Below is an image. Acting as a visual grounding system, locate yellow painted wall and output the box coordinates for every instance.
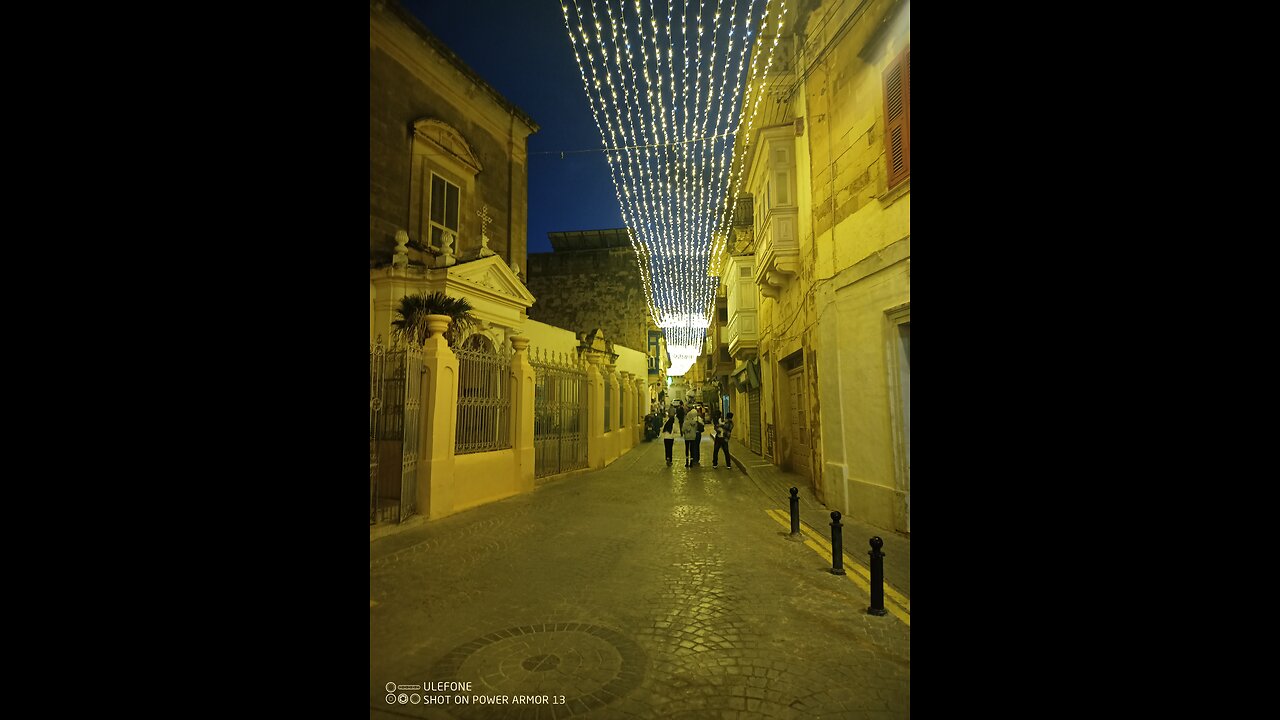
[520,318,647,382]
[522,319,580,357]
[614,345,648,385]
[742,0,909,524]
[817,244,909,530]
[453,449,519,512]
[806,0,910,279]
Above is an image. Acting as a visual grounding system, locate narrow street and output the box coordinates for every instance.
[370,438,910,718]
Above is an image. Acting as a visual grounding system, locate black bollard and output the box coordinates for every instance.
[788,487,803,541]
[867,536,887,616]
[829,511,846,575]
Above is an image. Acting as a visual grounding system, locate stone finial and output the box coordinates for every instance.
[438,230,457,268]
[510,259,523,282]
[392,230,409,268]
[510,336,530,353]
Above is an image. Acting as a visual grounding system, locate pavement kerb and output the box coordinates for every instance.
[729,443,911,598]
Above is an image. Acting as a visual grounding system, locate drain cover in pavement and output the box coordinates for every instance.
[429,622,645,717]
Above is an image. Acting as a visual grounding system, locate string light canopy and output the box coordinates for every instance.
[560,0,788,377]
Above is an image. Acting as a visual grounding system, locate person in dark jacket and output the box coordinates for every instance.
[713,412,734,468]
[661,410,679,465]
[690,406,706,466]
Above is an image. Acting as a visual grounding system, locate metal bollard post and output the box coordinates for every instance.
[867,536,887,616]
[788,487,803,541]
[829,511,846,575]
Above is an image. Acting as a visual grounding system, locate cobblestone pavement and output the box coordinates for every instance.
[371,437,910,719]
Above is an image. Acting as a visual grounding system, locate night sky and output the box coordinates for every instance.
[402,0,627,255]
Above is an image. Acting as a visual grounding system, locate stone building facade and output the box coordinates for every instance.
[525,229,655,358]
[369,0,543,520]
[369,2,658,526]
[369,0,538,277]
[718,0,910,534]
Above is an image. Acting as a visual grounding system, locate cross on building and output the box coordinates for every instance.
[476,204,492,239]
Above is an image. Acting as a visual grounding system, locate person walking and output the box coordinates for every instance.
[661,410,679,466]
[713,412,734,468]
[681,407,699,467]
[690,406,705,466]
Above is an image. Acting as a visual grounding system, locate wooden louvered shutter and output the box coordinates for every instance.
[883,45,910,189]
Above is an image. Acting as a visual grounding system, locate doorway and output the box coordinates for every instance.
[898,322,910,532]
[885,307,910,535]
[783,353,810,483]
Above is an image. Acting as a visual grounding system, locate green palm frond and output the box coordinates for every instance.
[391,291,478,347]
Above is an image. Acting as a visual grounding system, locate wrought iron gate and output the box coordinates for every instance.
[369,337,422,524]
[370,340,383,524]
[455,338,512,454]
[531,350,588,478]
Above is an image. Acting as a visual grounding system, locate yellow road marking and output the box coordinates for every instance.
[766,509,910,626]
[765,508,911,610]
[791,515,912,612]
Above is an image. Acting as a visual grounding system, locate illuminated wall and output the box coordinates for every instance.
[370,2,538,276]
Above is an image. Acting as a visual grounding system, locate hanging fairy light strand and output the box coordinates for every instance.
[712,0,788,271]
[560,0,785,377]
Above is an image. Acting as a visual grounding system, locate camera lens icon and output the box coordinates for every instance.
[398,693,409,704]
[385,694,396,704]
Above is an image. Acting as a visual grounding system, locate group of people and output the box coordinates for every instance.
[654,399,734,468]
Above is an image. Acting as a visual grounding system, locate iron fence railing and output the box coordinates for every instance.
[455,341,512,455]
[531,349,588,478]
[604,375,612,432]
[370,337,421,524]
[370,340,383,524]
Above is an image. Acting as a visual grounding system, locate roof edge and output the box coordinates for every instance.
[382,1,540,134]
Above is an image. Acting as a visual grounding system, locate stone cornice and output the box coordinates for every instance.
[371,6,538,143]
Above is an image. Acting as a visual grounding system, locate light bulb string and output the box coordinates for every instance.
[558,1,786,373]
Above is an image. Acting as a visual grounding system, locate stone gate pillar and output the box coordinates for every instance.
[604,361,620,465]
[619,371,633,452]
[509,336,535,493]
[634,377,646,445]
[586,353,605,470]
[418,314,458,519]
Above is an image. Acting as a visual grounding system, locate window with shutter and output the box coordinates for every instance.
[883,45,910,189]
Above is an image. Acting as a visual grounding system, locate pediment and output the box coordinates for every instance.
[446,255,535,309]
[413,118,483,174]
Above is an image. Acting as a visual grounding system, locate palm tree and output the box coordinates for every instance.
[391,291,478,347]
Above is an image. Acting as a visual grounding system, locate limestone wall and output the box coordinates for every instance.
[370,2,535,274]
[525,248,652,353]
